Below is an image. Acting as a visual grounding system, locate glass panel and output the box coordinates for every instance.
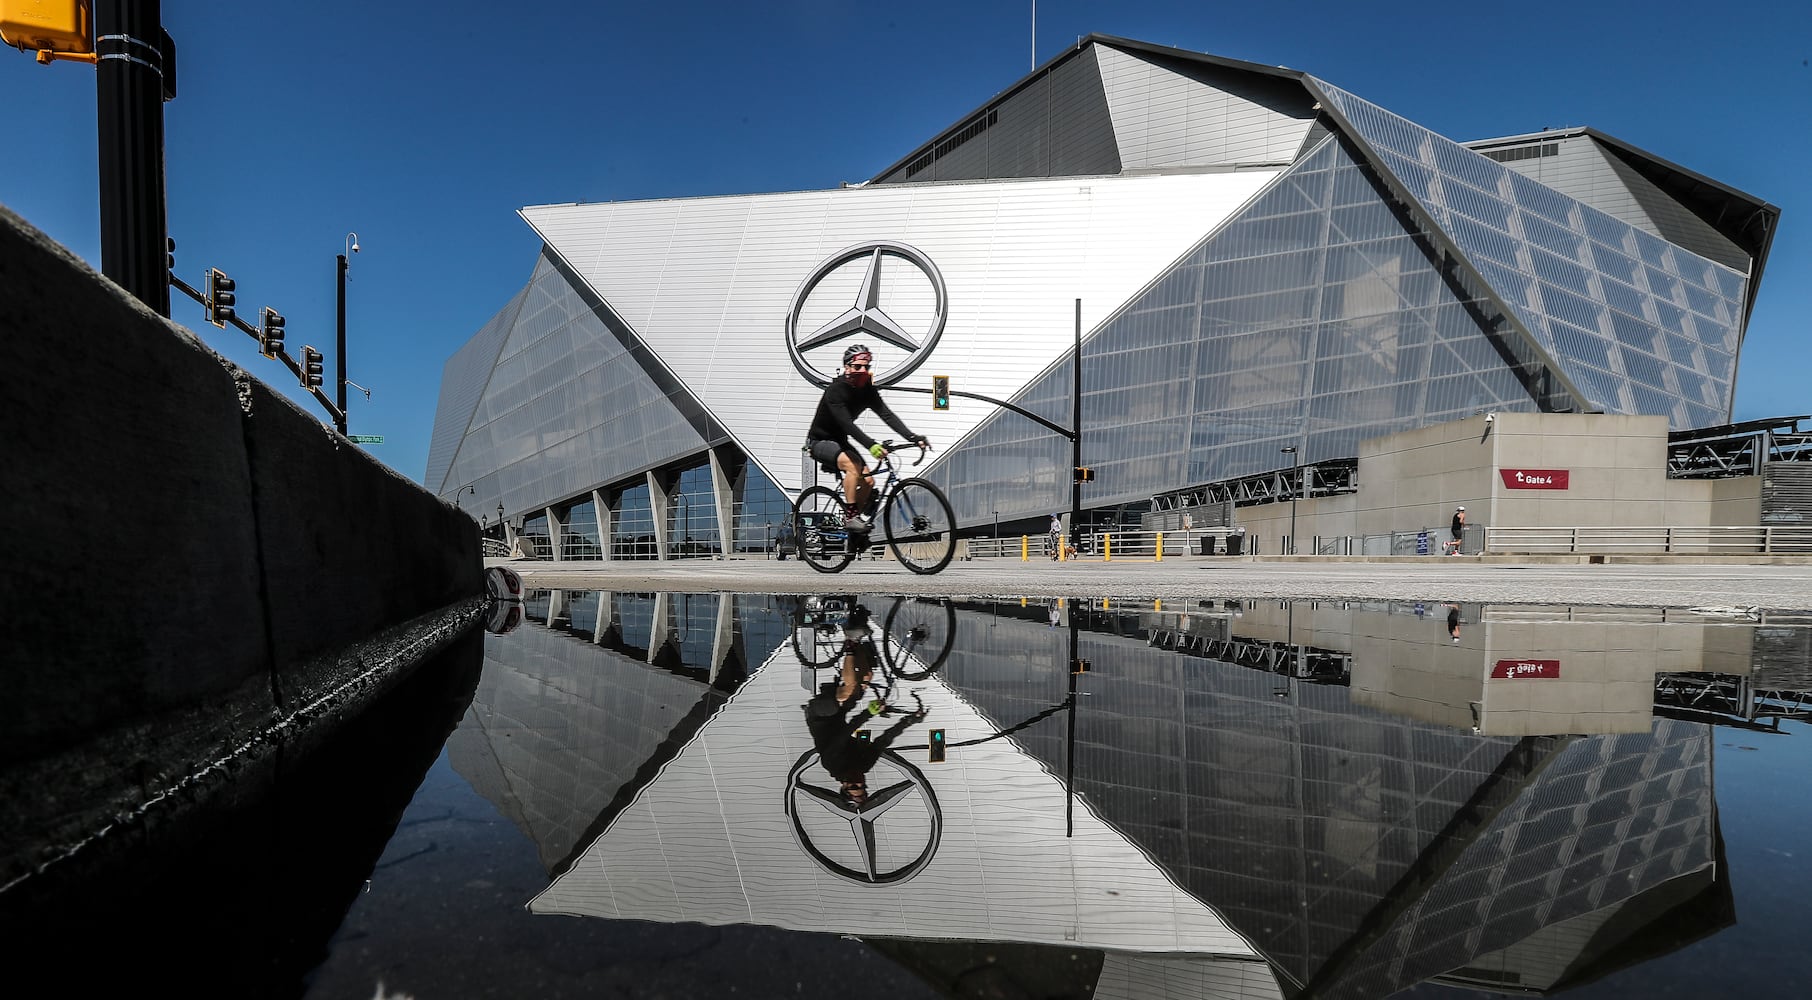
[1309,76,1739,429]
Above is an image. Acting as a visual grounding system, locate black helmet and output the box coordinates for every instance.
[842,343,872,366]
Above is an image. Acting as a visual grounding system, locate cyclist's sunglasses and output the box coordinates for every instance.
[846,362,871,370]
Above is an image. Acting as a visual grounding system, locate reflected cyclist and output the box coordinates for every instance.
[802,606,926,804]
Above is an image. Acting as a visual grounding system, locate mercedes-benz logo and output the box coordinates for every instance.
[785,241,947,387]
[785,749,943,885]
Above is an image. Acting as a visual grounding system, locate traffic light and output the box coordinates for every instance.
[204,268,236,328]
[928,728,946,762]
[1074,466,1095,483]
[259,306,285,358]
[932,374,949,410]
[300,345,324,389]
[166,237,175,272]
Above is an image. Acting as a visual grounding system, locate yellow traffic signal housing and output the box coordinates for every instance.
[931,374,949,410]
[1074,466,1095,483]
[0,0,94,61]
[204,268,236,328]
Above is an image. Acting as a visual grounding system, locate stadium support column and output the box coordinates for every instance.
[95,0,171,316]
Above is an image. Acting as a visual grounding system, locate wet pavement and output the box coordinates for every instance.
[12,582,1812,997]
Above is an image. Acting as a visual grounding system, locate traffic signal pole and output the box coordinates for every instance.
[877,298,1087,549]
[1071,298,1083,559]
[95,0,171,316]
[335,253,349,435]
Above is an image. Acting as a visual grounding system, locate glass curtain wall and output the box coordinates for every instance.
[561,499,603,560]
[441,252,710,520]
[927,134,1535,524]
[612,483,657,560]
[670,466,718,558]
[1311,78,1747,429]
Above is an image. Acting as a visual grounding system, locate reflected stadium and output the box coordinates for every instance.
[427,34,1777,560]
[421,590,1812,998]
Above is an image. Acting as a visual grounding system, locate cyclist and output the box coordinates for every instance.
[804,344,930,534]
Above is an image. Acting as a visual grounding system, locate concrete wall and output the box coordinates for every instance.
[1230,411,1763,551]
[0,205,482,883]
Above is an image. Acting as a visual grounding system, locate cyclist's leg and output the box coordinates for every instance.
[837,446,874,514]
[810,440,858,510]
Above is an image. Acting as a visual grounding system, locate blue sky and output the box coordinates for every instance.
[4,1,1808,486]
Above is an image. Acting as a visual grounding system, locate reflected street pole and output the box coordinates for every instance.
[1065,607,1076,837]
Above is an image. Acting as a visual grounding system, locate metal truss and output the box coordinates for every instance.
[1151,458,1360,513]
[1653,671,1812,730]
[1667,415,1812,479]
[1146,626,1353,686]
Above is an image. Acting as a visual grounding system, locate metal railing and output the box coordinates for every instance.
[1485,525,1812,554]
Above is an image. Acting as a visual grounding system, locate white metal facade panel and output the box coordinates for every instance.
[523,170,1279,493]
[1095,45,1311,171]
[1094,954,1286,1000]
[528,645,1256,955]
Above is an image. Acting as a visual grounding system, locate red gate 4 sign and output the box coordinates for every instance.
[1500,469,1569,489]
[1491,659,1561,679]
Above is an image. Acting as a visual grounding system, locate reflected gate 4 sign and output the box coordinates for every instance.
[1491,659,1561,679]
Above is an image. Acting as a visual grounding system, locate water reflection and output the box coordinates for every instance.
[453,592,1812,998]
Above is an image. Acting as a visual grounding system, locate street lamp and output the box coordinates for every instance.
[335,233,360,436]
[1280,446,1299,555]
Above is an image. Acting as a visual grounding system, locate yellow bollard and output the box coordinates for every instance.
[1021,535,1028,561]
[1154,599,1161,611]
[1156,531,1163,562]
[1104,533,1112,561]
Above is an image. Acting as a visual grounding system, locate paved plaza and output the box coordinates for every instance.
[492,553,1812,613]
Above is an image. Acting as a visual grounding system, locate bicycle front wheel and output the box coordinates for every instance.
[882,597,956,680]
[881,478,956,575]
[793,486,856,574]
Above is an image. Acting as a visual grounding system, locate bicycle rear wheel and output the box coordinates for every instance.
[881,478,955,575]
[793,486,856,574]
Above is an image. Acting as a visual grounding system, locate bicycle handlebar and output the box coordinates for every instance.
[877,439,931,468]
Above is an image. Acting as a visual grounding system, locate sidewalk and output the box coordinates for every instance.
[487,553,1812,612]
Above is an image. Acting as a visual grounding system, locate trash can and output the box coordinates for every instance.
[1198,535,1216,556]
[1225,530,1245,555]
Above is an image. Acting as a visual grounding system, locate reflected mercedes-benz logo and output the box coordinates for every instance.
[785,749,942,885]
[785,241,947,387]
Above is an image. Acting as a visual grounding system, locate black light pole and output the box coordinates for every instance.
[95,0,172,315]
[335,233,359,435]
[1071,299,1083,556]
[1281,446,1299,555]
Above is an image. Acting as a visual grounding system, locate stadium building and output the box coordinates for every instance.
[428,34,1777,559]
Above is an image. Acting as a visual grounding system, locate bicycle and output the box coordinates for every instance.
[789,596,956,681]
[791,441,956,575]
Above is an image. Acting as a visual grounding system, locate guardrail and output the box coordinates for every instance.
[965,531,1260,559]
[1485,525,1812,554]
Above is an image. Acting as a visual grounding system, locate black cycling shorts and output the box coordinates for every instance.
[808,439,863,474]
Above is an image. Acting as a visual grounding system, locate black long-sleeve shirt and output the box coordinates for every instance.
[807,378,916,452]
